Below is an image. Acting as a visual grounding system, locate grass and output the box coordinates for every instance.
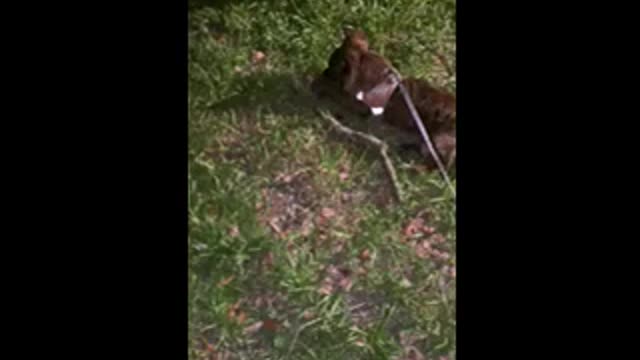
[188,1,456,359]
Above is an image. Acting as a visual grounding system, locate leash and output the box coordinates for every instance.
[385,68,456,198]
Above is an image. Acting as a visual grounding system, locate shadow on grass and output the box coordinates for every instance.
[204,69,430,173]
[209,71,320,118]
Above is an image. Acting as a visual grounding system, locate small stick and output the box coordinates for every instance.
[317,109,404,203]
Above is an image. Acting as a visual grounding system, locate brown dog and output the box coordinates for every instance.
[312,28,456,170]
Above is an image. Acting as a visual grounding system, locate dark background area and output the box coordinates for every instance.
[2,1,636,359]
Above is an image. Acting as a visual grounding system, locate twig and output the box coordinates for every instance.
[316,109,404,203]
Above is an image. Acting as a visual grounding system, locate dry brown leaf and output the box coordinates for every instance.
[217,275,235,288]
[400,277,412,288]
[243,321,263,335]
[422,225,436,235]
[318,281,333,296]
[251,50,266,64]
[320,207,337,219]
[430,233,446,244]
[228,225,240,238]
[338,276,353,291]
[262,318,280,332]
[204,341,215,353]
[356,266,368,276]
[331,240,345,254]
[326,265,341,277]
[319,265,353,295]
[235,311,247,325]
[415,240,432,259]
[302,310,315,320]
[227,300,246,324]
[359,248,371,262]
[338,164,350,182]
[403,218,425,237]
[268,218,283,235]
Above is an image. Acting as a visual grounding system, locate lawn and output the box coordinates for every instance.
[188,1,456,359]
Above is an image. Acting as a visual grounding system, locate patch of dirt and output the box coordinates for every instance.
[344,290,389,329]
[318,264,354,296]
[258,170,316,238]
[257,166,370,241]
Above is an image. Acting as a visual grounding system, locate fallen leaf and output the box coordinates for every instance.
[331,240,345,254]
[320,207,337,219]
[403,218,425,237]
[430,233,446,244]
[415,240,432,259]
[358,248,371,262]
[318,281,333,296]
[268,218,283,235]
[227,300,246,324]
[243,321,263,335]
[326,265,341,277]
[262,318,280,332]
[338,165,350,181]
[338,276,353,291]
[217,275,235,288]
[235,311,247,325]
[320,266,353,294]
[228,225,240,238]
[302,310,315,320]
[251,50,266,64]
[204,341,215,353]
[422,225,436,235]
[400,277,412,288]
